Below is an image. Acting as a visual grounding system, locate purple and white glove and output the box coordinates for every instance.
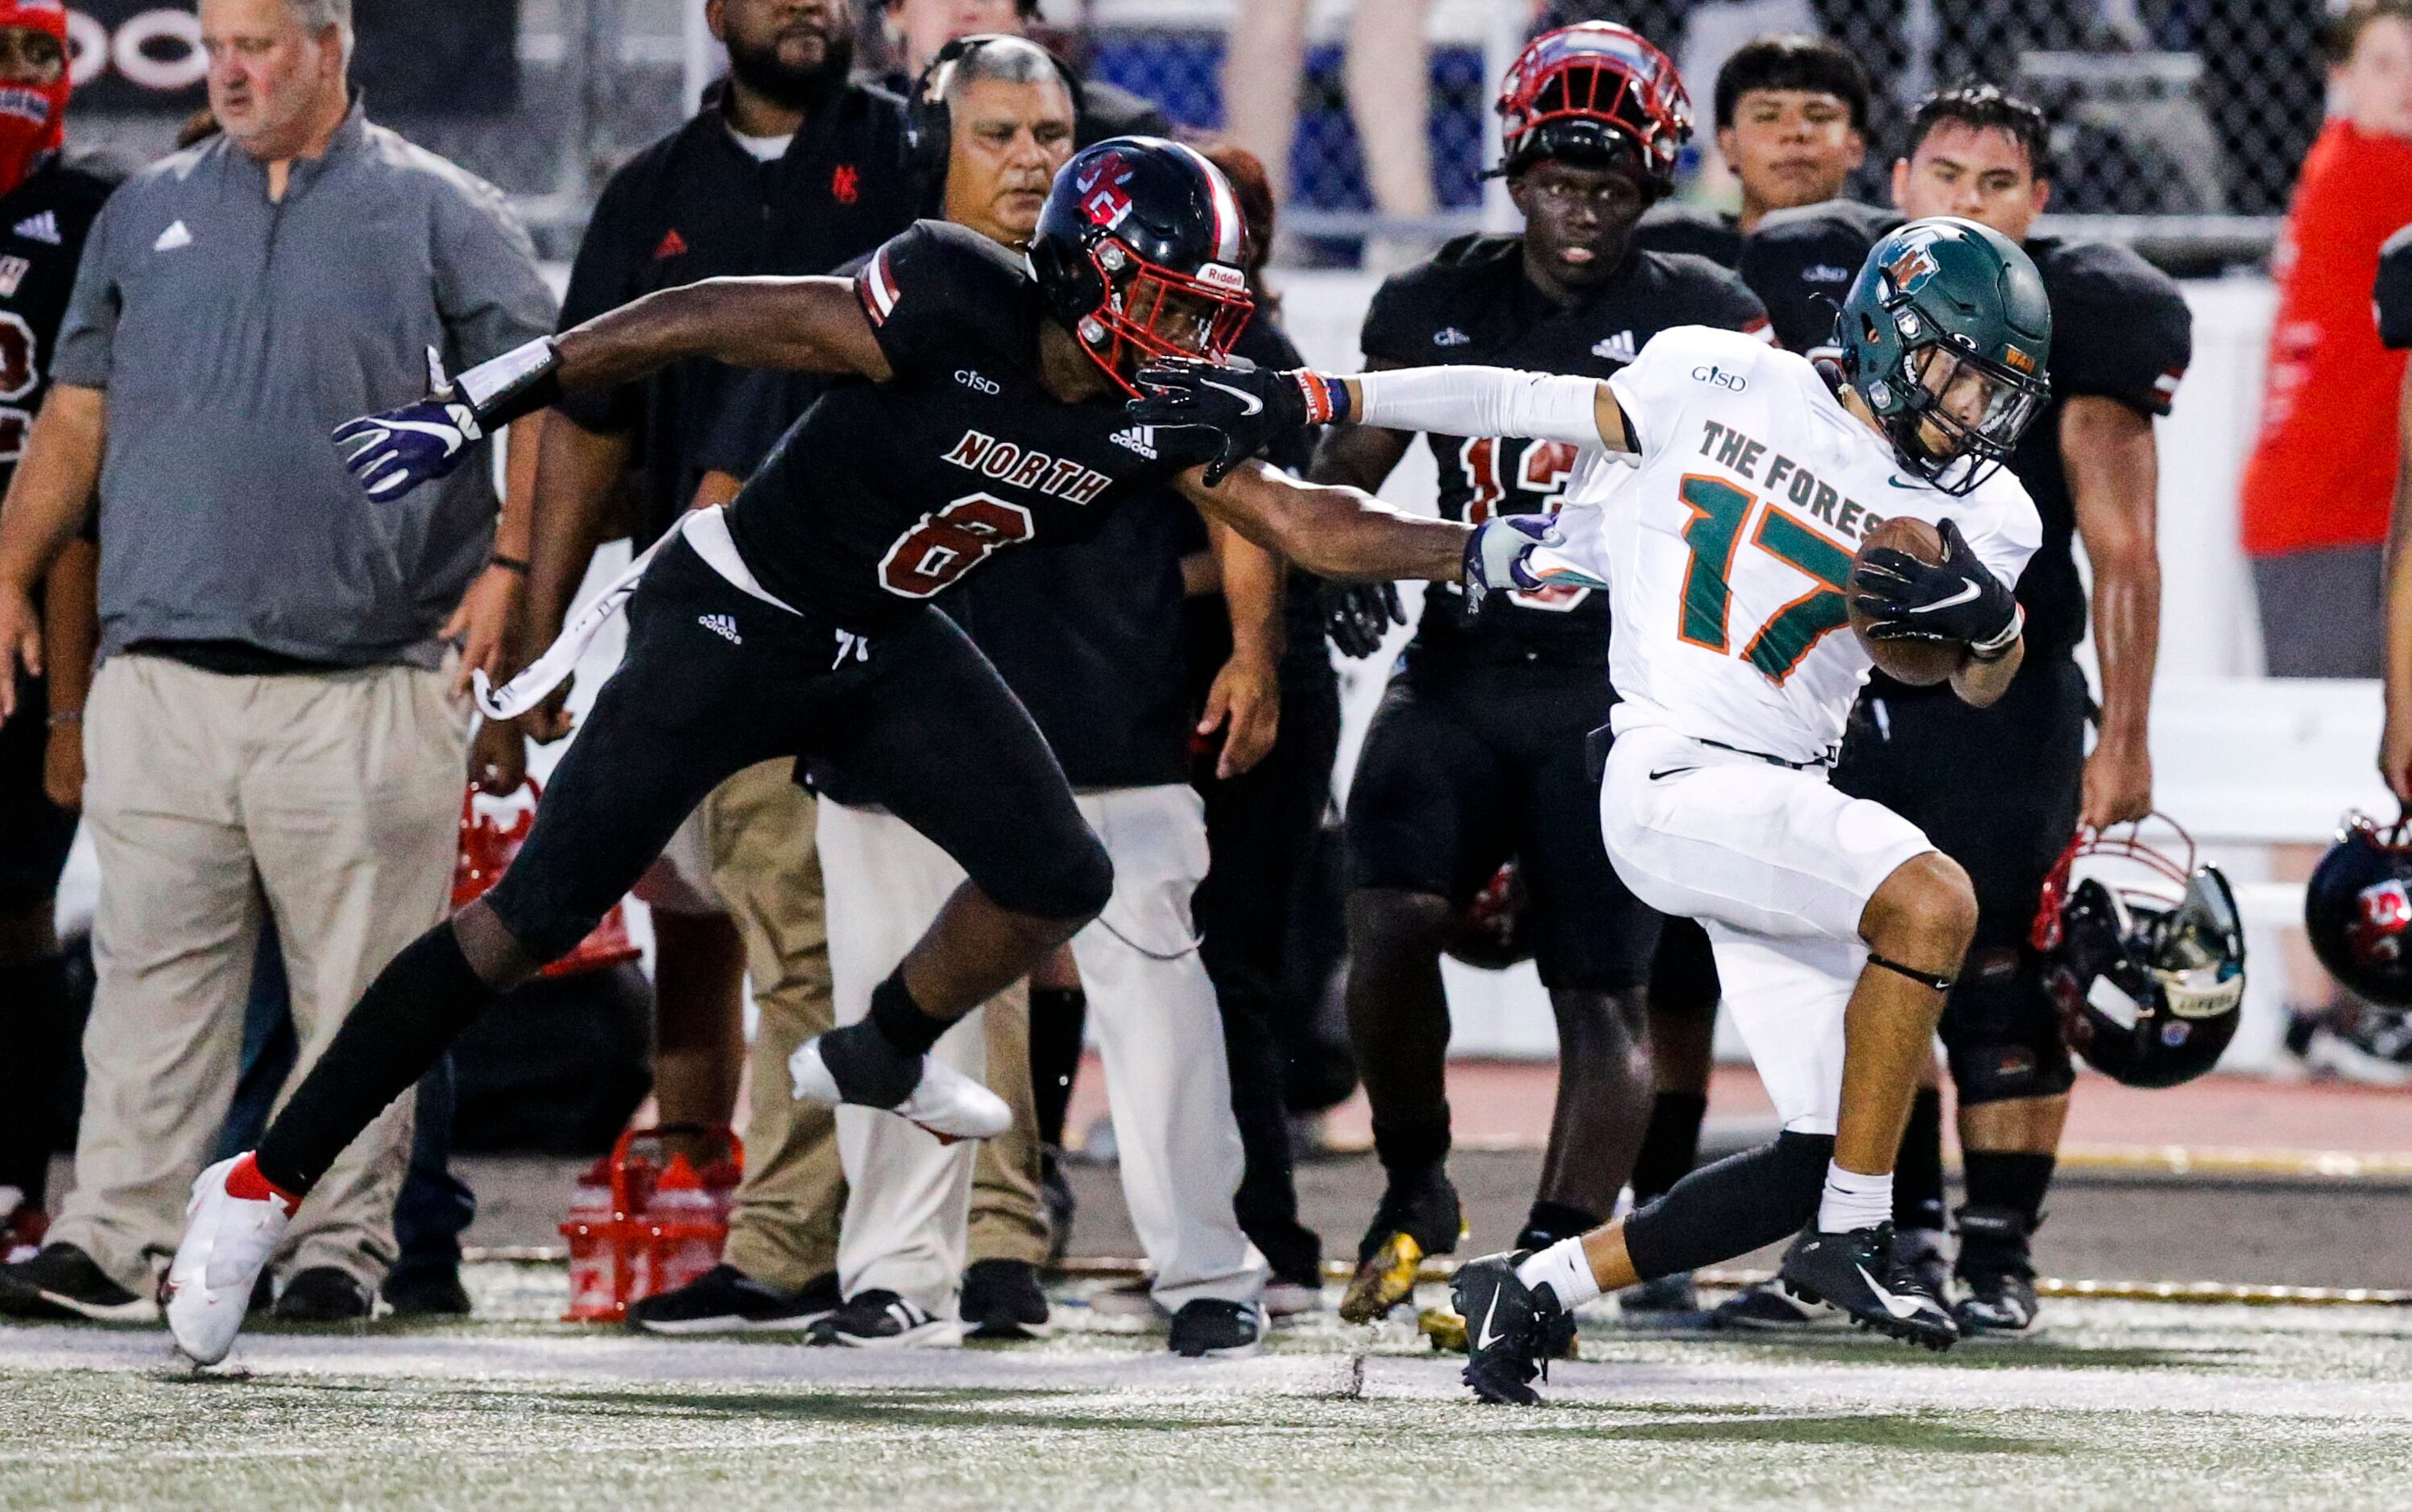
[333,339,561,502]
[1463,514,1603,611]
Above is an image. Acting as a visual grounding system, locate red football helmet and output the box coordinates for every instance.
[1494,22,1692,195]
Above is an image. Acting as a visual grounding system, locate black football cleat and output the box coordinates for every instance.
[1708,1277,1839,1332]
[1778,1222,1958,1350]
[1614,1270,1699,1318]
[959,1258,1053,1341]
[1338,1171,1464,1324]
[1953,1205,2042,1335]
[1448,1251,1574,1407]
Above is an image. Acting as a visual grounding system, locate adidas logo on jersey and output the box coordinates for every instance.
[697,613,742,645]
[1432,327,1471,347]
[14,211,59,246]
[1109,426,1157,459]
[1592,331,1638,364]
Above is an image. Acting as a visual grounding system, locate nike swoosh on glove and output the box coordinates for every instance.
[1129,357,1314,485]
[333,348,485,502]
[1463,516,1604,611]
[1850,518,2020,655]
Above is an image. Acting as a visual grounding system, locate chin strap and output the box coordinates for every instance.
[1868,952,1956,993]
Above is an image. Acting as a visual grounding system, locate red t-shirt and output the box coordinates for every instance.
[2240,120,2412,557]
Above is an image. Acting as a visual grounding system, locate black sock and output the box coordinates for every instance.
[869,969,949,1057]
[1518,1199,1602,1250]
[1893,1088,1947,1233]
[255,926,493,1195]
[1961,1149,2055,1229]
[0,955,70,1201]
[814,971,948,1109]
[1028,985,1086,1149]
[1371,1109,1450,1188]
[1628,1092,1707,1205]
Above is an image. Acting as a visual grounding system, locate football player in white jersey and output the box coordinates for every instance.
[1132,215,2052,1401]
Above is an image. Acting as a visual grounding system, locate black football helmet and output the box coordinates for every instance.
[1443,861,1535,972]
[2306,810,2412,1009]
[2032,816,2246,1089]
[1028,137,1255,396]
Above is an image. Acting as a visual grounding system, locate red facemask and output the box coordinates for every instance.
[0,2,69,200]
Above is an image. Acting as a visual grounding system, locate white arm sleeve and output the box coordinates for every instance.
[1354,366,1608,450]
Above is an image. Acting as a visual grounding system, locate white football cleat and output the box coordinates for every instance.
[788,1036,1011,1144]
[166,1154,297,1365]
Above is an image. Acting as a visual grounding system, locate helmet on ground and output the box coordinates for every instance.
[1028,137,1254,396]
[1836,217,2053,495]
[1494,22,1690,196]
[1443,861,1534,972]
[2032,815,2246,1089]
[2306,810,2412,1010]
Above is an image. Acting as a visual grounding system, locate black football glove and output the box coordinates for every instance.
[1322,580,1405,659]
[1851,518,2023,661]
[1129,357,1318,485]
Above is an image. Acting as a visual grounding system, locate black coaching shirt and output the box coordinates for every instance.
[1740,204,2192,660]
[722,221,1218,634]
[555,84,916,547]
[2378,221,2412,350]
[1356,233,1769,668]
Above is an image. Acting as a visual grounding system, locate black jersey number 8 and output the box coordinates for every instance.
[878,491,1036,598]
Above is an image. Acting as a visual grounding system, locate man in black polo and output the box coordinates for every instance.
[503,0,921,1334]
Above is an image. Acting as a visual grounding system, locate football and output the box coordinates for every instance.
[1849,516,1968,687]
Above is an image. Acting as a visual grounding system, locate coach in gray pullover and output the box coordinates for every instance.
[0,0,552,1321]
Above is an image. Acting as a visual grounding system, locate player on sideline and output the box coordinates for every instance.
[158,140,1519,1366]
[1135,213,2052,1401]
[1308,22,1771,1324]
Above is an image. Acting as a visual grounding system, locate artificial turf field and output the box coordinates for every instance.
[5,1265,2410,1510]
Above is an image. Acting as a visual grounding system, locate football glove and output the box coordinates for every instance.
[1129,357,1340,485]
[1463,515,1605,612]
[1850,518,2022,660]
[334,339,561,502]
[1322,580,1405,659]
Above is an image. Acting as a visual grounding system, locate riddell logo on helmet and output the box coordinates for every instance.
[1197,263,1245,291]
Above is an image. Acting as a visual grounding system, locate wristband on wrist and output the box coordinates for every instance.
[1968,603,2024,663]
[488,553,532,576]
[1293,370,1351,427]
[453,338,564,432]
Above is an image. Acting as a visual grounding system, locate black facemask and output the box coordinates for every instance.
[726,24,854,114]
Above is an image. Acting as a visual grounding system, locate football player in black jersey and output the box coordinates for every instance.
[162,138,1530,1365]
[1707,85,2188,1336]
[0,0,116,1262]
[1304,23,1770,1324]
[1632,33,1871,270]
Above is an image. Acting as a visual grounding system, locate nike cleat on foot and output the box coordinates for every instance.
[1778,1221,1957,1350]
[1448,1251,1573,1407]
[1709,1278,1840,1332]
[789,1035,1010,1144]
[166,1154,298,1365]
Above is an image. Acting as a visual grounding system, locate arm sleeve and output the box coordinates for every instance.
[552,170,649,435]
[1353,366,1607,451]
[431,172,559,370]
[2379,224,2412,350]
[49,195,121,389]
[2049,251,2191,417]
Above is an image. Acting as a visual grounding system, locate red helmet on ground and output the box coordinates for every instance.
[1494,22,1691,196]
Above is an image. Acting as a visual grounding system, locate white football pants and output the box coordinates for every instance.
[818,784,1264,1320]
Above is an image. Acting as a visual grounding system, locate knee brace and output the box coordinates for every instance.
[1942,944,2075,1106]
[1623,1130,1834,1282]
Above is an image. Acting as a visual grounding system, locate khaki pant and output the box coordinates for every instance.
[703,763,1045,1293]
[52,654,465,1292]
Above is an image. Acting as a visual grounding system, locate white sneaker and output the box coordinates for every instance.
[166,1155,296,1365]
[788,1036,1011,1143]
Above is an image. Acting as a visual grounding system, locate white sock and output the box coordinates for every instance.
[1818,1163,1893,1234]
[1513,1238,1602,1309]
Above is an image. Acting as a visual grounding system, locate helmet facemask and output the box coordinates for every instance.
[1862,303,2050,495]
[1072,236,1253,398]
[1494,23,1690,196]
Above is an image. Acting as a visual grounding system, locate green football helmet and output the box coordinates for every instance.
[1835,216,2053,495]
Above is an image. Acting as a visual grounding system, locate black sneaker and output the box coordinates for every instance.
[1338,1171,1464,1324]
[1168,1298,1263,1358]
[1615,1271,1699,1317]
[1952,1205,2041,1335]
[1448,1251,1573,1407]
[959,1259,1052,1341]
[806,1288,958,1349]
[1778,1222,1957,1350]
[1709,1278,1838,1331]
[271,1266,373,1323]
[628,1265,839,1335]
[0,1242,159,1323]
[381,1262,473,1319]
